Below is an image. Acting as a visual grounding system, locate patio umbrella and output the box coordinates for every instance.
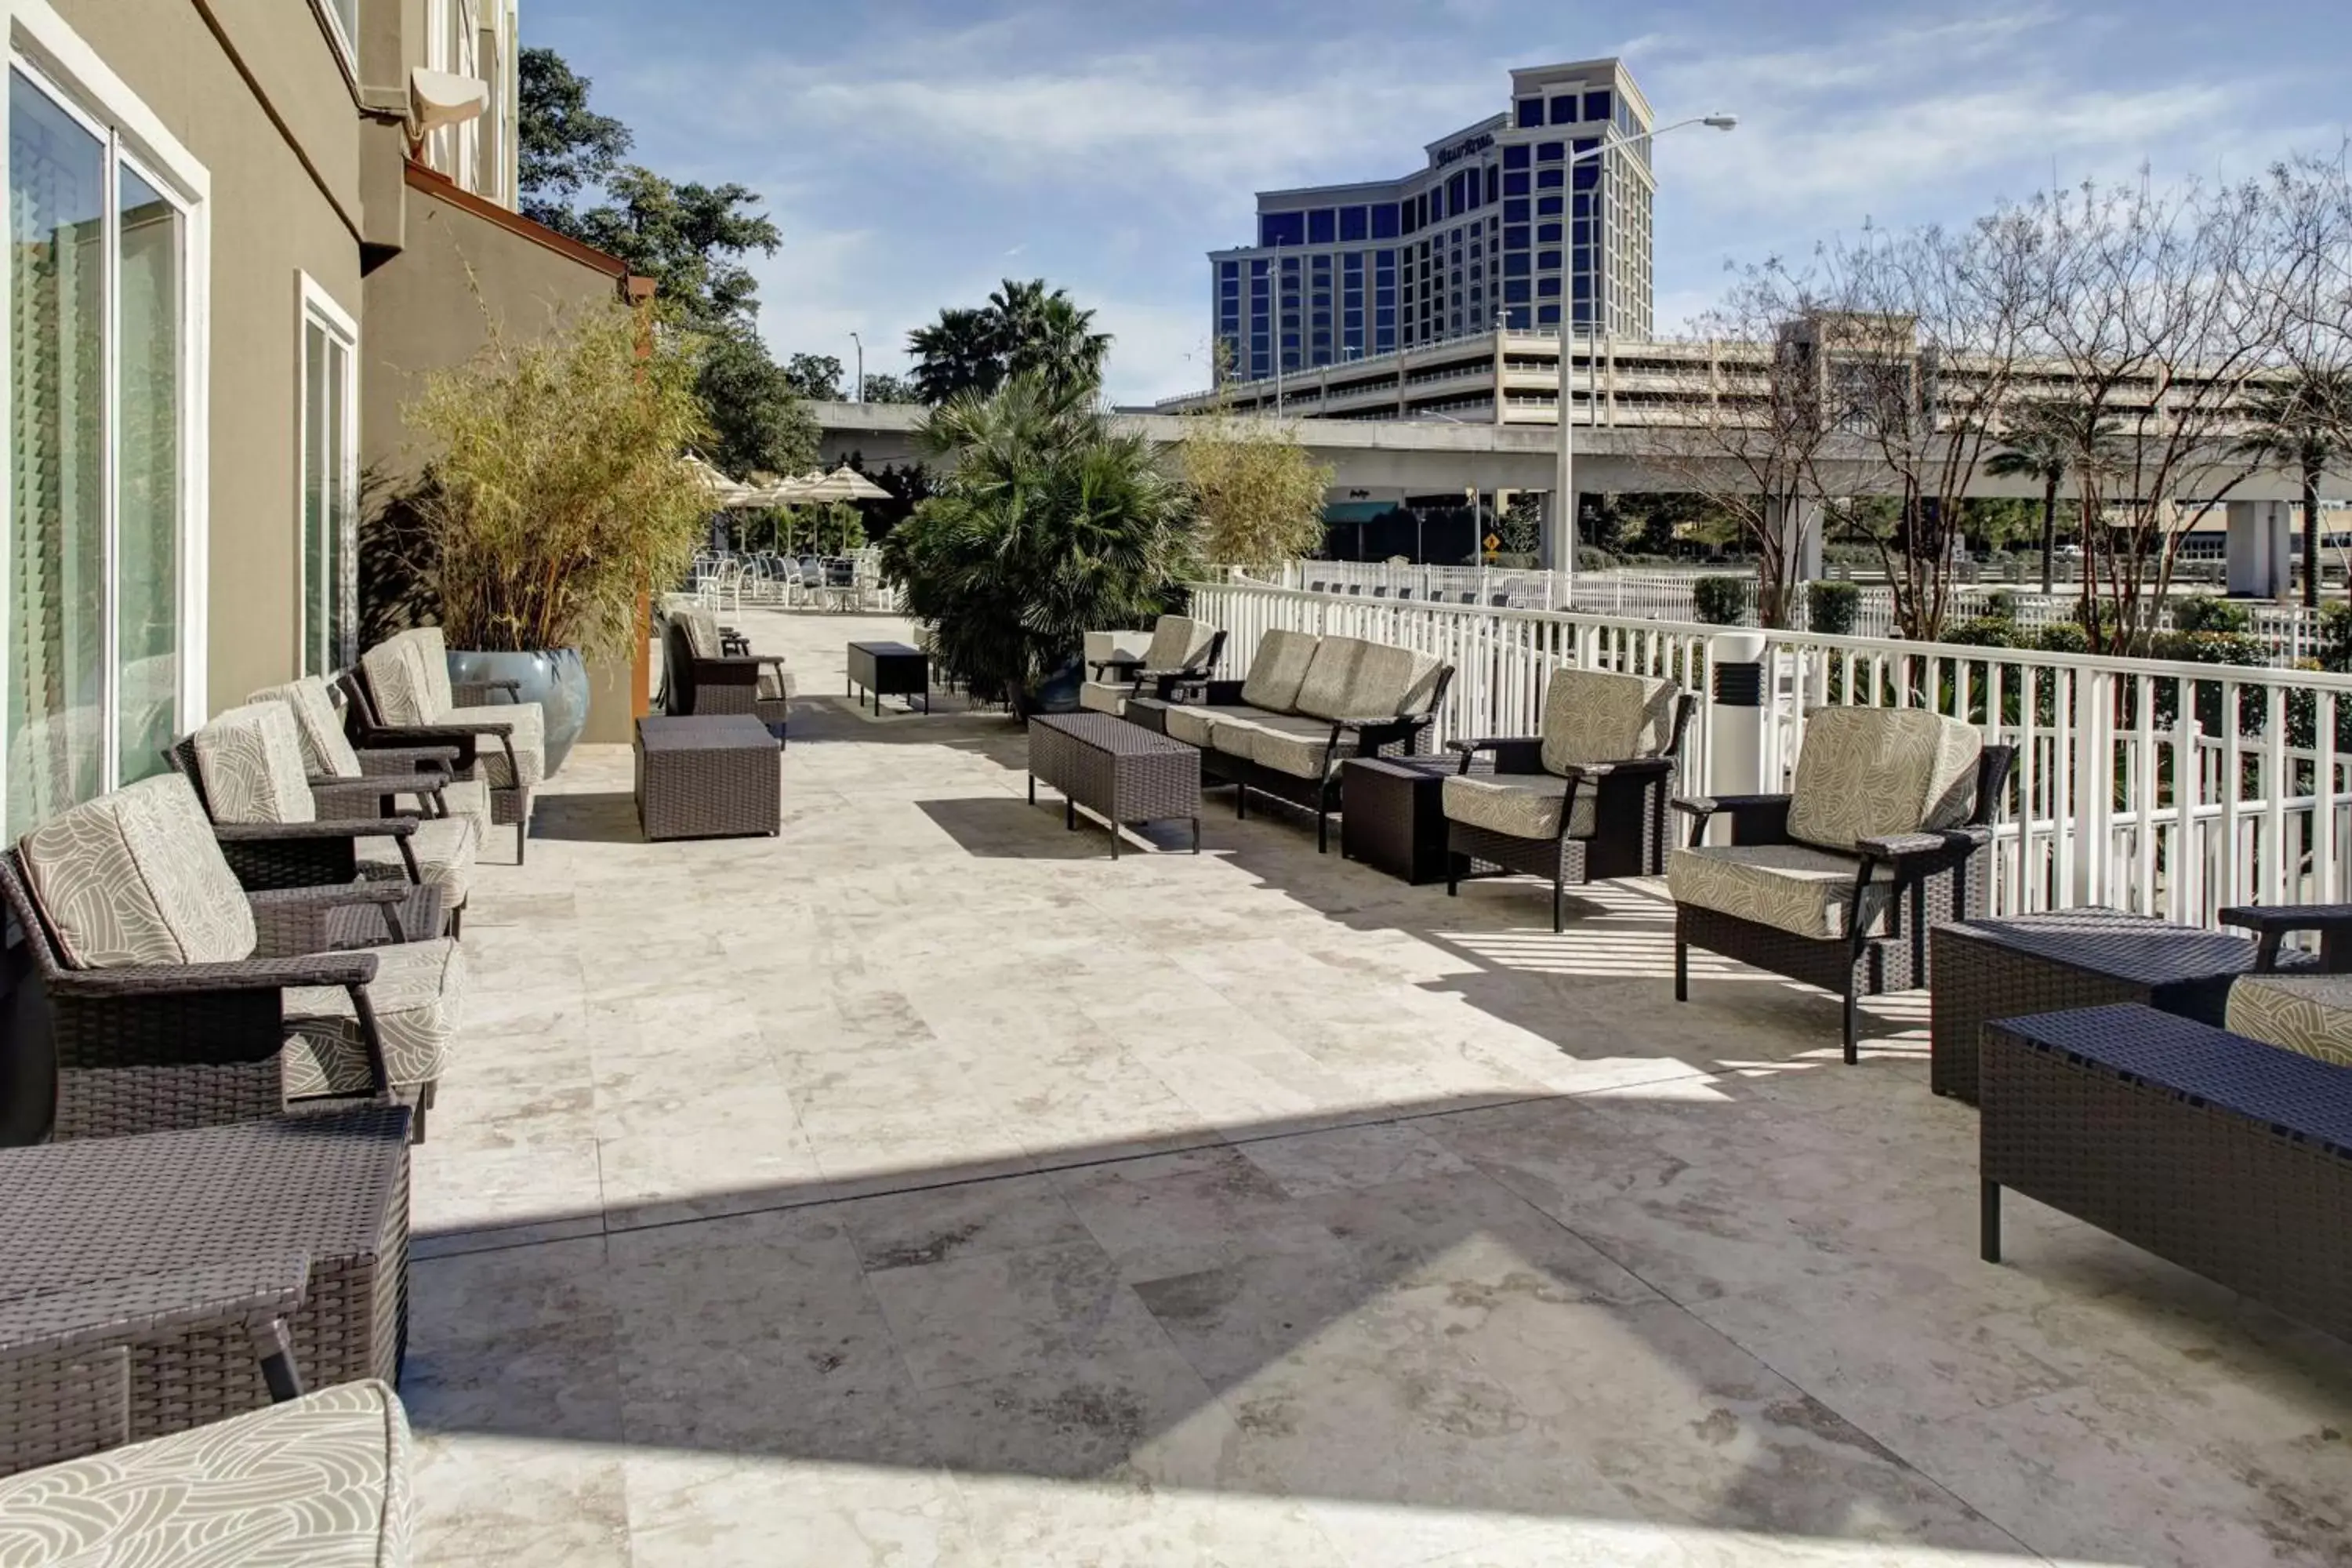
[682,452,761,508]
[796,465,892,503]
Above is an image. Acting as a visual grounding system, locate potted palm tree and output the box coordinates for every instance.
[403,301,711,772]
[881,373,1195,714]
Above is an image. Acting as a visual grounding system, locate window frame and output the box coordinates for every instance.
[296,274,359,678]
[3,0,211,830]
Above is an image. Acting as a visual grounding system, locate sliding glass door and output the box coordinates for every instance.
[6,63,193,837]
[300,281,356,678]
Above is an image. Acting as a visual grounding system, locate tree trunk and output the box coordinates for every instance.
[2304,456,2324,609]
[2038,474,2058,597]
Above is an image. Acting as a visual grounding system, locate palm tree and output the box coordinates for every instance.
[2237,371,2352,608]
[907,307,1005,405]
[906,280,1114,407]
[1986,399,2105,596]
[880,373,1193,708]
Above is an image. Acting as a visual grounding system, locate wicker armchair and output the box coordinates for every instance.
[1443,666,1695,932]
[250,673,483,839]
[1668,706,2016,1062]
[1079,615,1225,717]
[0,775,464,1142]
[171,703,475,938]
[348,626,539,862]
[662,602,793,738]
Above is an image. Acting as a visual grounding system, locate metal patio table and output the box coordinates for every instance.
[848,641,930,714]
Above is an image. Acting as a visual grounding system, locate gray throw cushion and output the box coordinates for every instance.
[1785,707,1982,851]
[1341,643,1443,720]
[1142,615,1199,671]
[1294,637,1371,721]
[18,775,258,968]
[1240,630,1319,713]
[1666,844,1894,940]
[1541,667,1679,775]
[1443,773,1597,840]
[285,937,466,1095]
[194,703,318,826]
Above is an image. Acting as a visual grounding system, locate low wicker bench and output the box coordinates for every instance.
[634,715,781,841]
[1980,1004,2352,1345]
[1026,713,1200,858]
[0,1105,412,1475]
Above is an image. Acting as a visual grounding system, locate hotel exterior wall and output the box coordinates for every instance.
[48,0,364,713]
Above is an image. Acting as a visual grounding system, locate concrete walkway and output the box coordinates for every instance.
[405,608,2352,1566]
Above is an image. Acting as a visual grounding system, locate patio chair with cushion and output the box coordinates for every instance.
[1162,630,1454,853]
[662,601,794,739]
[0,774,465,1141]
[1668,706,2015,1062]
[1443,666,1695,932]
[1079,614,1226,717]
[347,626,539,861]
[250,673,486,841]
[174,702,477,937]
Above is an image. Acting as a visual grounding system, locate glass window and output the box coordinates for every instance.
[1573,246,1592,270]
[1550,95,1577,125]
[1504,280,1530,304]
[1261,212,1305,247]
[1538,303,1561,325]
[1371,203,1400,239]
[1537,141,1564,163]
[1537,222,1562,243]
[1503,225,1530,249]
[9,67,194,833]
[1537,251,1560,270]
[298,288,356,684]
[1572,194,1591,216]
[1537,169,1564,189]
[1250,258,1269,275]
[1340,205,1368,241]
[1540,196,1565,216]
[1220,279,1241,298]
[1308,209,1336,244]
[1502,144,1530,171]
[1503,172,1530,197]
[1573,163,1598,190]
[1375,307,1396,327]
[320,0,361,61]
[1515,97,1543,128]
[1574,137,1600,158]
[1573,275,1592,299]
[1503,198,1530,222]
[1583,89,1613,123]
[1503,253,1530,277]
[1280,256,1300,272]
[1220,260,1240,279]
[1537,277,1562,298]
[1573,220,1591,245]
[1343,252,1363,272]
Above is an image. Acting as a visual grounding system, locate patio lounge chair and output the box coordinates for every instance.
[662,601,794,737]
[347,626,539,862]
[1443,666,1694,931]
[1668,706,2014,1062]
[1162,630,1454,853]
[250,673,487,842]
[1079,615,1225,717]
[175,702,477,937]
[0,774,466,1140]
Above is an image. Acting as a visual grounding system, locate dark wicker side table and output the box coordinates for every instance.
[847,641,930,714]
[1026,713,1200,859]
[1931,909,2267,1104]
[1981,1004,2352,1345]
[1340,757,1452,885]
[1123,697,1172,735]
[635,715,781,841]
[0,1105,412,1474]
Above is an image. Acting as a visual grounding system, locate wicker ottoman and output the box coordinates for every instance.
[1981,1004,2352,1345]
[1027,713,1200,859]
[0,1105,412,1475]
[635,716,781,841]
[1932,910,2271,1104]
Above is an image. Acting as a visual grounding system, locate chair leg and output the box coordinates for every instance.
[1980,1180,2002,1263]
[1446,852,1460,897]
[1842,989,1859,1065]
[449,904,463,940]
[1316,806,1329,855]
[1552,877,1565,935]
[517,820,528,865]
[1674,936,1688,1001]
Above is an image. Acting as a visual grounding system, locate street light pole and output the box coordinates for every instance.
[850,332,865,404]
[1552,113,1737,601]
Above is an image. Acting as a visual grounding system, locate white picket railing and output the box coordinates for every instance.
[1188,579,2352,927]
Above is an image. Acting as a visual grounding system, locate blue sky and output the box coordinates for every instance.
[524,1,2346,405]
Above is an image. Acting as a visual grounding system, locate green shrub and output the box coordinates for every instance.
[1982,591,2016,623]
[1576,546,1618,572]
[2150,630,2268,666]
[2170,596,2252,635]
[1692,575,1750,626]
[1805,580,1859,637]
[2029,622,2091,655]
[1941,616,2018,648]
[2321,602,2352,673]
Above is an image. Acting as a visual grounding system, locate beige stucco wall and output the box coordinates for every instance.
[49,0,363,716]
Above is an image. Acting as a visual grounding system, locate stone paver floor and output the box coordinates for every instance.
[405,608,2352,1566]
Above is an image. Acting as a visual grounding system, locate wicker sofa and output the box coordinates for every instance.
[1079,615,1224,717]
[1669,706,2015,1062]
[1443,666,1695,931]
[662,601,795,736]
[1161,629,1454,852]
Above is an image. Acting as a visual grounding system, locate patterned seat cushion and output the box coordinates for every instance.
[1786,707,1982,851]
[1143,615,1207,672]
[1341,642,1446,720]
[355,815,480,904]
[441,703,546,788]
[361,630,546,787]
[428,779,491,839]
[757,668,796,703]
[1215,711,1338,778]
[360,633,437,728]
[1541,667,1679,774]
[1077,681,1130,716]
[1667,844,1893,941]
[1240,630,1319,713]
[193,702,318,826]
[1294,637,1371,721]
[0,1380,411,1568]
[1162,703,1221,749]
[250,676,365,778]
[2225,973,2352,1068]
[17,775,258,968]
[1443,773,1596,840]
[284,938,466,1095]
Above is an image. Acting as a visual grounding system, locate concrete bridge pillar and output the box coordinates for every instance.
[2227,500,2292,598]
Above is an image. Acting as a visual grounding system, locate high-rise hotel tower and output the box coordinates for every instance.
[1208,60,1655,383]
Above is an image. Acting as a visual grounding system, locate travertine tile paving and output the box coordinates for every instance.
[403,608,2352,1566]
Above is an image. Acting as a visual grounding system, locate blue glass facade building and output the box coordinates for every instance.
[1210,59,1654,384]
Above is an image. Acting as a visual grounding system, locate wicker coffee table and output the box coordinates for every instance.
[1980,1004,2352,1345]
[0,1105,412,1474]
[1027,713,1200,859]
[1931,909,2270,1104]
[1340,756,1454,885]
[635,715,781,841]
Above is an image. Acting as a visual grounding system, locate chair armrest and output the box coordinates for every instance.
[312,776,445,808]
[42,949,379,999]
[249,883,416,913]
[2218,903,2352,972]
[452,677,524,706]
[1854,831,1958,860]
[213,818,417,844]
[1569,757,1678,780]
[357,724,481,768]
[1672,793,1795,847]
[355,745,460,776]
[1189,680,1249,706]
[1094,655,1146,675]
[1447,735,1545,775]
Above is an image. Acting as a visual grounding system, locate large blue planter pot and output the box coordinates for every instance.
[445,647,591,777]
